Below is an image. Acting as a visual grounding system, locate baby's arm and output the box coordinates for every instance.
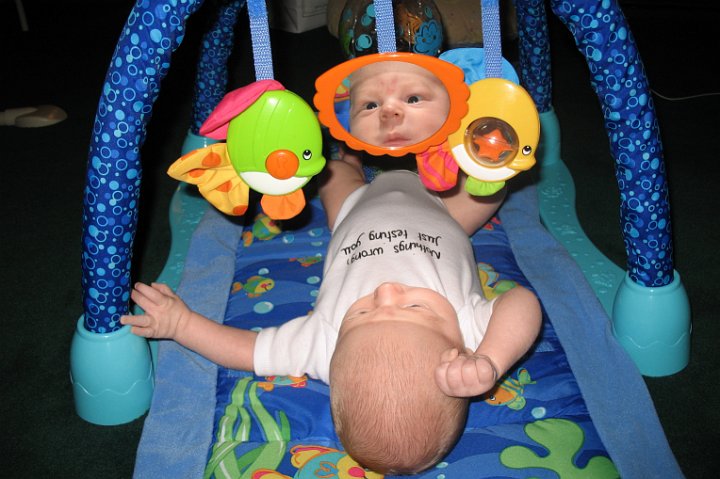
[435,285,541,397]
[439,173,506,236]
[120,282,257,371]
[318,150,366,230]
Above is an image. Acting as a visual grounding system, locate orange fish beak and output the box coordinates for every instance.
[265,149,299,180]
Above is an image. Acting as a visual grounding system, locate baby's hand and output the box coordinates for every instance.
[435,348,499,398]
[120,282,190,339]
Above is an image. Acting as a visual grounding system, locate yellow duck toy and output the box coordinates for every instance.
[417,77,539,196]
[449,78,540,196]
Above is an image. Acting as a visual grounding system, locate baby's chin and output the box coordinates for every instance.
[383,130,444,149]
[382,136,415,147]
[349,132,418,149]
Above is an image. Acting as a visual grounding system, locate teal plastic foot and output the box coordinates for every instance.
[537,107,625,316]
[70,316,154,425]
[538,108,561,166]
[181,129,218,155]
[612,271,691,377]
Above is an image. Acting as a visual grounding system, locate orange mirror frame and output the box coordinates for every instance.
[314,52,470,157]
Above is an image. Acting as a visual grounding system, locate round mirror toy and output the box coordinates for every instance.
[314,52,469,157]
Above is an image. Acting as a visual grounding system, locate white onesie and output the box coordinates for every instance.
[254,170,495,384]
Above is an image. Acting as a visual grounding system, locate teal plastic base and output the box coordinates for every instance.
[181,129,218,153]
[537,108,562,167]
[537,108,691,376]
[612,271,691,377]
[71,130,214,426]
[537,109,625,316]
[70,316,154,425]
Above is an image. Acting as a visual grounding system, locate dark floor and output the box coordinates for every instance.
[1,0,718,477]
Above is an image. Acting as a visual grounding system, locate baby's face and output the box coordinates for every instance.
[338,282,463,346]
[349,61,450,148]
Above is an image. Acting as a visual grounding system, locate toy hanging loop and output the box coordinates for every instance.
[481,0,503,78]
[373,0,397,53]
[248,0,274,80]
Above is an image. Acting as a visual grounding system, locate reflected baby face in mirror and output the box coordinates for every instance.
[348,61,451,148]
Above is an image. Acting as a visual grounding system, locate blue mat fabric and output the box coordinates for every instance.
[134,181,681,479]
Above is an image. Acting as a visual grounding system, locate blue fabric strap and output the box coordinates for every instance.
[374,0,397,53]
[481,0,502,78]
[248,0,274,80]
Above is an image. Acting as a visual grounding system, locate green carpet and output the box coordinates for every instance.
[1,0,717,477]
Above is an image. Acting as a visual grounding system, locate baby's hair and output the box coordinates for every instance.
[330,327,468,474]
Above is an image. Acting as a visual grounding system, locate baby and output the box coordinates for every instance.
[348,60,450,148]
[122,154,541,474]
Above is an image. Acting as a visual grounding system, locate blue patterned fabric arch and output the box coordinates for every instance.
[191,0,245,133]
[81,0,206,333]
[513,0,674,288]
[549,0,673,287]
[514,0,553,113]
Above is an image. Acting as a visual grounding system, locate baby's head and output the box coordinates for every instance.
[329,283,468,474]
[348,61,450,149]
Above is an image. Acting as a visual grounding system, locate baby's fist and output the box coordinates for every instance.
[435,348,498,398]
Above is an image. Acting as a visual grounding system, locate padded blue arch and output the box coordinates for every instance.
[512,0,689,374]
[514,0,552,113]
[80,0,205,336]
[516,0,673,288]
[190,0,245,134]
[75,0,207,426]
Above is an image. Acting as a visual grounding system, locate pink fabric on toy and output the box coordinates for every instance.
[416,142,459,191]
[199,79,285,139]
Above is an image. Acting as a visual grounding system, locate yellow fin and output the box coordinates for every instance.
[168,143,249,216]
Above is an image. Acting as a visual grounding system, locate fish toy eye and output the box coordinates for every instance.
[302,149,312,160]
[522,145,532,155]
